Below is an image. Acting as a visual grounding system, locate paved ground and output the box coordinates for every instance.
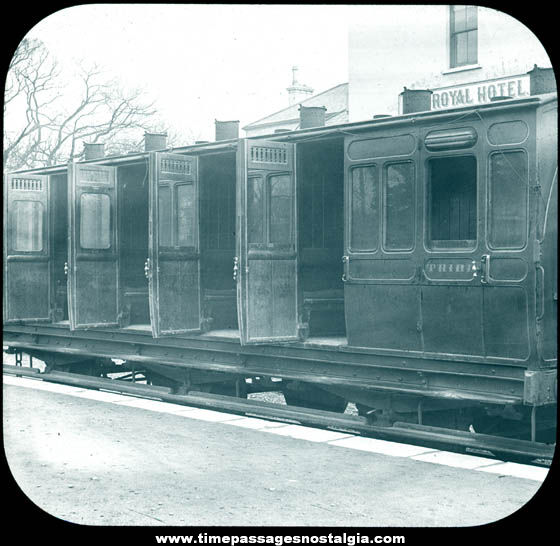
[3,373,552,529]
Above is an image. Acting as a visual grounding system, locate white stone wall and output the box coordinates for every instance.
[348,6,553,121]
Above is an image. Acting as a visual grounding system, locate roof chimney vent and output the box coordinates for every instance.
[215,120,239,141]
[400,87,433,114]
[83,142,105,160]
[299,105,326,129]
[144,132,167,151]
[527,65,556,95]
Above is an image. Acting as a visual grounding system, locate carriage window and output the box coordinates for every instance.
[11,201,44,252]
[269,174,292,244]
[80,193,110,249]
[351,165,379,251]
[248,176,265,244]
[158,185,172,247]
[428,156,476,249]
[176,184,195,247]
[385,162,415,251]
[489,151,528,249]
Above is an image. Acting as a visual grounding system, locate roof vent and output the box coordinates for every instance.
[527,65,556,95]
[299,105,326,129]
[215,120,239,141]
[400,87,433,114]
[83,142,105,160]
[144,132,167,151]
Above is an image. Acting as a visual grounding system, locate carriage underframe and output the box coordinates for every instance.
[4,321,556,444]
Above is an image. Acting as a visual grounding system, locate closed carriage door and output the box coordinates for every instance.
[4,174,51,322]
[419,127,486,357]
[483,146,532,360]
[68,164,119,329]
[343,132,420,350]
[236,139,299,345]
[148,152,201,337]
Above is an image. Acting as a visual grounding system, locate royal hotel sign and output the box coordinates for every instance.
[431,74,530,110]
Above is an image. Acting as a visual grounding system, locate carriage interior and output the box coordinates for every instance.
[51,173,69,323]
[297,138,346,339]
[199,138,347,341]
[119,162,151,327]
[46,137,348,340]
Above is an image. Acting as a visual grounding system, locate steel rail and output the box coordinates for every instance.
[3,364,554,466]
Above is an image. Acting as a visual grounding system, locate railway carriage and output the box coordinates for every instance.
[3,84,557,451]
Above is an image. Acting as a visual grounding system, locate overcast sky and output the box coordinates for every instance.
[23,4,357,141]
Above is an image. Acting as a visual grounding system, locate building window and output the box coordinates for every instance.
[450,5,478,68]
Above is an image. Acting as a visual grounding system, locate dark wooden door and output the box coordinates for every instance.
[3,174,52,323]
[148,152,201,337]
[236,139,299,344]
[343,130,424,351]
[481,142,534,360]
[68,163,119,329]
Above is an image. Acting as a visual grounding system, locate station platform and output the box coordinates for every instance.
[3,374,551,527]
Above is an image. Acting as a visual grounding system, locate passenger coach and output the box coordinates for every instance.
[3,84,557,445]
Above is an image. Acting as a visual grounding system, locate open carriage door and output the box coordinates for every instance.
[148,152,201,337]
[4,174,52,323]
[68,164,119,329]
[236,139,299,345]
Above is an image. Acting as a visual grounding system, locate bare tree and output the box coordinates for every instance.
[4,38,174,171]
[4,38,60,169]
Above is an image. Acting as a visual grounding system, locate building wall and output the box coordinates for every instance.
[348,6,553,121]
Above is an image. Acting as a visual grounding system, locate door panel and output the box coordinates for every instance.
[68,164,119,329]
[4,174,51,322]
[343,130,421,351]
[482,144,533,361]
[237,139,299,344]
[149,152,201,337]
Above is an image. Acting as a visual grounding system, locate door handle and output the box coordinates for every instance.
[233,257,239,282]
[64,262,69,276]
[144,258,151,279]
[480,254,490,284]
[471,259,480,278]
[342,255,349,282]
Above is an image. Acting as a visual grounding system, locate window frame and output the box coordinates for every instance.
[348,163,380,254]
[157,180,197,250]
[9,199,46,254]
[487,149,529,251]
[78,192,112,251]
[449,5,478,69]
[425,153,478,252]
[383,160,416,253]
[247,171,294,250]
[175,182,196,248]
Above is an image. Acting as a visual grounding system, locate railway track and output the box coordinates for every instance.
[3,363,554,468]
